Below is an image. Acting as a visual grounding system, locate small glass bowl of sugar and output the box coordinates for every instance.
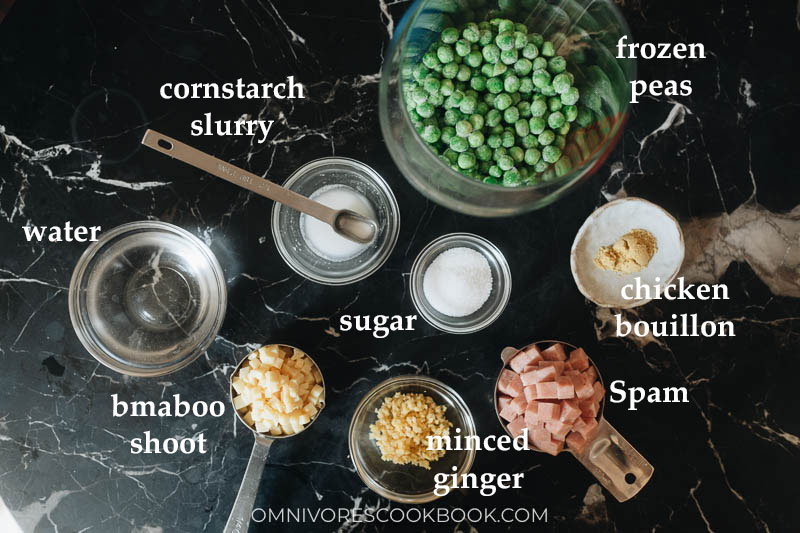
[272,158,400,285]
[410,233,511,334]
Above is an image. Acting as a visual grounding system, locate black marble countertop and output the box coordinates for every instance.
[2,1,799,532]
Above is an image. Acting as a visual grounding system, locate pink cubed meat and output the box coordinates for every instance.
[520,365,556,386]
[507,416,527,438]
[498,369,525,397]
[538,360,565,376]
[564,369,581,376]
[584,365,597,383]
[566,431,588,454]
[537,401,561,421]
[524,385,538,403]
[524,401,539,425]
[556,376,575,399]
[497,395,512,412]
[536,381,559,399]
[579,399,599,419]
[509,346,543,372]
[573,374,595,400]
[592,382,605,403]
[532,425,551,443]
[545,420,571,440]
[499,395,526,421]
[535,435,564,456]
[559,399,582,424]
[541,343,567,361]
[568,347,590,371]
[573,417,599,440]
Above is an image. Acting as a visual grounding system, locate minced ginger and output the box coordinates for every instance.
[594,228,657,274]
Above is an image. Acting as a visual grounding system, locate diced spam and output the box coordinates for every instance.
[538,360,565,376]
[541,343,567,361]
[575,374,595,399]
[579,399,599,418]
[532,426,551,444]
[573,417,599,440]
[524,401,539,425]
[509,346,543,373]
[523,385,538,403]
[521,365,556,386]
[535,435,564,456]
[500,395,526,421]
[537,401,561,421]
[566,431,588,454]
[584,365,597,382]
[497,394,512,412]
[535,381,559,399]
[568,347,590,371]
[592,381,605,403]
[556,376,575,399]
[507,416,527,438]
[546,420,571,440]
[560,399,582,423]
[498,369,525,397]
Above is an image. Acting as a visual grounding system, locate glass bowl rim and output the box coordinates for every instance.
[270,157,401,286]
[348,374,477,504]
[410,232,512,334]
[67,220,228,377]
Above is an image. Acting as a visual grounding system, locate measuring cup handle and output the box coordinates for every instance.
[224,437,273,533]
[571,419,654,502]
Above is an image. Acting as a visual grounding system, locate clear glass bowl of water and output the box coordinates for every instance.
[68,221,227,377]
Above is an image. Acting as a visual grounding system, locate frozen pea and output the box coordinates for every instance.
[466,50,483,68]
[444,109,461,125]
[443,148,458,164]
[422,51,441,70]
[555,134,567,148]
[442,63,459,79]
[498,19,515,33]
[514,23,527,33]
[517,101,531,118]
[489,165,502,178]
[519,77,534,94]
[538,129,555,146]
[492,62,508,76]
[528,32,544,47]
[421,124,441,143]
[407,108,421,123]
[470,75,487,91]
[455,39,471,57]
[547,56,566,74]
[495,31,515,51]
[455,120,473,137]
[532,57,547,70]
[450,135,469,152]
[437,45,455,64]
[481,63,495,77]
[494,93,513,110]
[476,102,489,115]
[493,147,508,160]
[515,118,529,137]
[441,126,456,144]
[504,106,520,123]
[423,76,441,94]
[483,92,496,106]
[487,77,504,94]
[487,134,502,148]
[469,114,485,130]
[486,108,502,127]
[442,27,459,44]
[412,64,430,81]
[542,144,561,163]
[511,92,521,105]
[514,58,532,76]
[504,75,521,93]
[540,85,557,96]
[509,146,524,163]
[552,73,571,94]
[561,86,580,106]
[458,151,477,169]
[503,168,522,187]
[462,22,480,43]
[532,69,551,88]
[456,65,472,82]
[563,104,578,122]
[476,144,492,161]
[534,159,549,173]
[548,111,565,129]
[521,134,538,148]
[440,79,455,96]
[459,95,477,114]
[501,129,515,147]
[541,41,555,57]
[529,116,546,134]
[412,87,428,104]
[521,43,539,60]
[531,99,547,117]
[417,103,435,118]
[524,147,541,165]
[482,44,501,64]
[468,131,485,148]
[490,124,504,135]
[500,48,519,65]
[479,29,493,46]
[428,92,444,106]
[497,154,514,171]
[513,31,527,49]
[558,123,570,136]
[555,154,572,177]
[548,96,562,112]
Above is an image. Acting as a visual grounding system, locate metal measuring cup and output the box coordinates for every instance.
[493,340,653,502]
[224,344,326,533]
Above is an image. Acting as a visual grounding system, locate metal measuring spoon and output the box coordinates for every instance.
[493,340,653,502]
[224,345,326,533]
[141,129,377,245]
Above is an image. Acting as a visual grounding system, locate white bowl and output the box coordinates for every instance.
[570,198,684,308]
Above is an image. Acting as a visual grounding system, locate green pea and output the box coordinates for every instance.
[482,44,501,64]
[532,57,547,71]
[522,43,539,60]
[422,77,440,95]
[531,99,547,117]
[556,133,568,148]
[476,102,489,115]
[411,87,428,105]
[509,146,524,163]
[519,77,533,95]
[462,22,480,43]
[540,85,557,96]
[504,75,520,93]
[490,124,504,135]
[515,118,529,137]
[458,151,477,169]
[487,77,504,94]
[443,148,458,164]
[442,27,459,43]
[542,144,561,163]
[514,23,527,33]
[547,56,567,74]
[437,45,455,64]
[561,86,580,106]
[423,51,441,70]
[503,168,522,187]
[440,79,455,96]
[455,120,473,137]
[532,69,551,88]
[455,39,471,57]
[547,111,565,129]
[511,92,521,105]
[503,106,520,123]
[563,105,578,122]
[498,19,515,33]
[576,106,593,127]
[497,154,514,171]
[493,147,508,160]
[487,134,502,148]
[500,48,518,65]
[529,116,546,134]
[513,31,527,49]
[534,159,549,173]
[442,63,459,79]
[468,131,485,148]
[494,93,513,110]
[541,41,555,57]
[441,126,456,144]
[466,50,483,68]
[412,64,430,81]
[489,165,502,178]
[495,31,514,51]
[421,124,441,143]
[456,65,471,82]
[481,63,495,77]
[552,73,571,94]
[408,108,421,123]
[548,96,562,112]
[444,109,461,125]
[492,62,508,76]
[470,75,487,91]
[483,92,496,106]
[538,129,555,146]
[428,92,444,106]
[521,134,538,149]
[523,147,541,165]
[517,101,531,118]
[501,129,515,147]
[513,58,532,76]
[479,29,493,46]
[450,135,469,152]
[528,32,544,47]
[486,108,502,127]
[460,95,477,114]
[558,123,570,136]
[417,103,435,118]
[476,144,492,161]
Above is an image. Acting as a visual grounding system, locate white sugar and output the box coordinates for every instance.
[301,185,376,262]
[423,247,492,317]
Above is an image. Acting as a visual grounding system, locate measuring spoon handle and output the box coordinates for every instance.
[224,437,273,533]
[141,129,337,225]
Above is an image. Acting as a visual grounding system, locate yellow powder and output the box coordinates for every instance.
[594,228,658,274]
[369,392,451,469]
